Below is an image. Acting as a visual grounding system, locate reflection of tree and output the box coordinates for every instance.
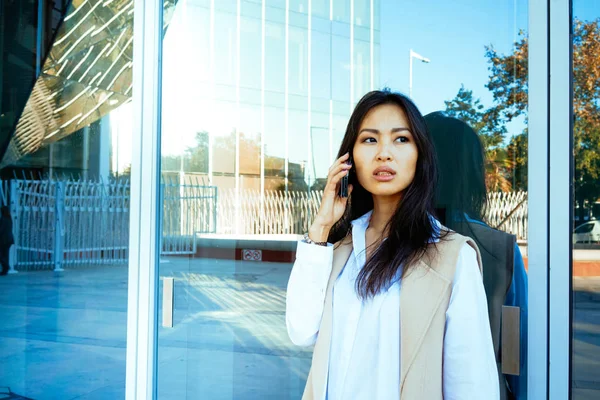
[162,131,209,173]
[161,130,310,190]
[445,19,600,222]
[187,131,209,173]
[116,164,131,182]
[276,167,308,192]
[444,85,511,191]
[506,131,527,191]
[310,178,327,191]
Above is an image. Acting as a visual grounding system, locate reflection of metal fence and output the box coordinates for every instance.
[486,191,528,241]
[11,180,57,269]
[9,179,130,270]
[161,176,217,254]
[217,189,322,235]
[218,189,529,240]
[3,177,528,271]
[5,177,217,270]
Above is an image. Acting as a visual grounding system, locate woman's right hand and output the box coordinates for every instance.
[309,153,353,242]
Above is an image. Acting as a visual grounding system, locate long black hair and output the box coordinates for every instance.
[425,111,501,262]
[328,89,443,299]
[424,111,488,226]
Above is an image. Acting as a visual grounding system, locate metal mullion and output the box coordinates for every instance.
[528,0,550,397]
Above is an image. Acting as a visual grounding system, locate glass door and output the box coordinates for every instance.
[155,0,531,398]
[571,1,600,399]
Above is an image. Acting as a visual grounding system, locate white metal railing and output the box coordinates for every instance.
[161,175,217,255]
[4,176,217,270]
[218,189,529,240]
[1,176,528,271]
[486,191,528,241]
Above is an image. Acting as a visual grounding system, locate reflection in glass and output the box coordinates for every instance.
[2,0,178,168]
[571,2,600,399]
[155,1,532,399]
[0,1,144,398]
[427,112,528,400]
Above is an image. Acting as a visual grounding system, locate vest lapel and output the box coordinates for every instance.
[399,260,453,391]
[308,238,353,400]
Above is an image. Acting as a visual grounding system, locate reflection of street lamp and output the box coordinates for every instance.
[409,49,430,98]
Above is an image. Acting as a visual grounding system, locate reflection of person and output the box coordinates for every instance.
[0,206,14,276]
[286,90,498,399]
[425,111,528,400]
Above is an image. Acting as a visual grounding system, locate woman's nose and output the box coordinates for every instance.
[376,144,393,161]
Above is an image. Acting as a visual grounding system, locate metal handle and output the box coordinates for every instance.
[501,305,521,375]
[162,277,174,328]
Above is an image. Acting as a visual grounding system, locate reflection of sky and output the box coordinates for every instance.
[380,0,528,115]
[159,0,598,172]
[380,0,529,139]
[574,0,599,22]
[380,0,597,140]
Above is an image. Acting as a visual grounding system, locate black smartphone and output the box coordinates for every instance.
[339,157,352,198]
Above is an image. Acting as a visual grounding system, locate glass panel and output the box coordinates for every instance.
[157,0,529,398]
[403,3,529,399]
[0,0,172,397]
[571,1,600,399]
[0,0,37,156]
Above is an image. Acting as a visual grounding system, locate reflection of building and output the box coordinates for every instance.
[161,0,381,194]
[0,1,178,179]
[2,0,381,190]
[162,130,306,190]
[2,1,381,192]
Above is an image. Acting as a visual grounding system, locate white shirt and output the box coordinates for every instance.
[286,211,499,400]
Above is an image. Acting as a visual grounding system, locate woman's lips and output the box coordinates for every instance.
[373,173,395,182]
[373,167,396,182]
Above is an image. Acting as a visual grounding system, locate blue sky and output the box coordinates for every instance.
[157,0,598,161]
[379,0,598,138]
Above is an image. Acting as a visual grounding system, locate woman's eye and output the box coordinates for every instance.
[396,136,409,143]
[363,137,377,143]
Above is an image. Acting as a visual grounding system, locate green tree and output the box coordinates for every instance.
[186,131,209,173]
[444,86,512,192]
[506,131,528,191]
[484,19,600,222]
[161,131,209,173]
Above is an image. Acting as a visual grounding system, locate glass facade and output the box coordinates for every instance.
[157,0,529,399]
[0,1,149,398]
[160,0,381,236]
[571,1,600,399]
[0,0,593,399]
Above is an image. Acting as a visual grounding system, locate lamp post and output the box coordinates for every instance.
[409,49,430,98]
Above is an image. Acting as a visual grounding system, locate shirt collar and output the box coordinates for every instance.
[349,209,442,244]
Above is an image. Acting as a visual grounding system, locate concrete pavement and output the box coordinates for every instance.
[0,258,599,399]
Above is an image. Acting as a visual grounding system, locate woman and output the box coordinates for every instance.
[286,90,498,399]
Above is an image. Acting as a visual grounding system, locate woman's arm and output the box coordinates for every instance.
[443,244,500,400]
[285,240,334,347]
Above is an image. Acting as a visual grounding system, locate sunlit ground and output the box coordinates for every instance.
[0,257,309,400]
[0,258,599,399]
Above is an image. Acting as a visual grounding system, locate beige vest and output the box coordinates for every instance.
[302,232,483,400]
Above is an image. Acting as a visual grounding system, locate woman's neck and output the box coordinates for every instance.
[369,194,402,235]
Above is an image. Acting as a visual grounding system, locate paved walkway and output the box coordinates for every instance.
[0,258,308,400]
[0,259,599,399]
[573,278,600,399]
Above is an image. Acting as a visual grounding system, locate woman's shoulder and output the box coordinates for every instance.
[422,229,482,279]
[433,227,477,251]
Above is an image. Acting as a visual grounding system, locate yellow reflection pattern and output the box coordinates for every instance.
[2,0,178,167]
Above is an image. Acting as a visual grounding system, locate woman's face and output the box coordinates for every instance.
[352,103,419,200]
